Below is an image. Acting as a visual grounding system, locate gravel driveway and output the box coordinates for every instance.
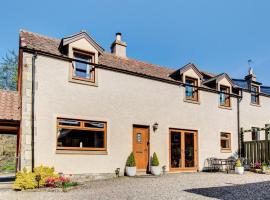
[1,172,270,200]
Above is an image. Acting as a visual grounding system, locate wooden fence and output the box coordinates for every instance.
[241,124,270,164]
[244,140,270,164]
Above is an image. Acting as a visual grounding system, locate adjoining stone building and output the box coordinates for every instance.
[8,29,270,176]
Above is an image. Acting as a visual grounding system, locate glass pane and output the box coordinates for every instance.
[186,85,193,98]
[58,119,80,127]
[57,128,104,148]
[221,139,229,148]
[136,133,142,143]
[74,53,91,79]
[220,93,225,104]
[84,122,105,129]
[221,133,229,139]
[185,132,195,167]
[171,132,181,168]
[251,94,257,104]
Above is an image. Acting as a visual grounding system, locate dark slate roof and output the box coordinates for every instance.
[232,79,249,90]
[261,86,270,95]
[233,79,270,95]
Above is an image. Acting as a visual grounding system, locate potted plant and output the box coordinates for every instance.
[125,152,136,176]
[235,159,244,175]
[151,152,161,176]
[262,162,268,173]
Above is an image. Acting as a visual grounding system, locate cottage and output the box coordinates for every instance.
[13,30,270,177]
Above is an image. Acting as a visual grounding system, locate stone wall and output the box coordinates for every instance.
[20,52,33,171]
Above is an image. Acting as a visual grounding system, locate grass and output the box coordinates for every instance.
[63,182,78,188]
[0,164,15,171]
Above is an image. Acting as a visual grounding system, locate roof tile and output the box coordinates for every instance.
[0,90,20,121]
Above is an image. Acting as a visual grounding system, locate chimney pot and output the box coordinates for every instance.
[116,32,122,41]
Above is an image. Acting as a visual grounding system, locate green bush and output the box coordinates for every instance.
[33,165,59,187]
[13,165,59,190]
[151,152,159,166]
[235,159,242,167]
[126,152,136,167]
[13,168,37,190]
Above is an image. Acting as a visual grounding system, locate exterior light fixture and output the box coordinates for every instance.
[115,168,120,177]
[153,122,159,132]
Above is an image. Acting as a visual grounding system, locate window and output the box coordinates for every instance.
[72,51,95,82]
[185,77,198,101]
[219,85,230,107]
[220,132,231,151]
[57,118,106,151]
[251,85,259,105]
[251,127,260,141]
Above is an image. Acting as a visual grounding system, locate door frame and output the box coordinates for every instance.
[133,125,150,172]
[169,128,198,172]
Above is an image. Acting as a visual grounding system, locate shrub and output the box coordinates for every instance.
[13,168,37,190]
[261,162,268,169]
[235,159,242,167]
[126,152,136,167]
[151,152,160,166]
[33,165,59,187]
[13,165,59,190]
[45,176,77,189]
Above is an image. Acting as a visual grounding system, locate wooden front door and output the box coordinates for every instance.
[169,129,198,171]
[133,126,149,171]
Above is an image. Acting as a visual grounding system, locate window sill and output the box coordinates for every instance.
[250,103,261,107]
[219,105,232,110]
[69,78,98,87]
[220,149,232,153]
[56,150,108,155]
[184,98,200,105]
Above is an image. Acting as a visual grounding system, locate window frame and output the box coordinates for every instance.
[220,132,231,152]
[219,85,231,107]
[56,118,107,151]
[72,49,95,83]
[250,85,260,105]
[185,76,199,102]
[251,127,260,141]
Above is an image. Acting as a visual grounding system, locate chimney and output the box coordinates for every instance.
[111,32,127,58]
[245,67,256,82]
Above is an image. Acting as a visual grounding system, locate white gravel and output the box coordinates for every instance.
[1,172,270,200]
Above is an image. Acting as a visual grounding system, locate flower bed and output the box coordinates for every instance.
[250,162,270,174]
[13,165,78,191]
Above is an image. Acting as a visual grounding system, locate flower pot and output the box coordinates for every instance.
[235,166,244,175]
[151,166,161,176]
[126,166,136,176]
[262,166,268,173]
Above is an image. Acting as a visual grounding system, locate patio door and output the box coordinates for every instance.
[169,129,198,171]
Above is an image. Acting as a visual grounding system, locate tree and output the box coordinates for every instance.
[0,50,18,91]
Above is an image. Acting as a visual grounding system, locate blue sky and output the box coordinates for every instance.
[1,0,270,85]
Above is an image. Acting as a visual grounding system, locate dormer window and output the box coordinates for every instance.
[251,85,259,105]
[219,85,230,107]
[185,77,198,101]
[72,50,95,82]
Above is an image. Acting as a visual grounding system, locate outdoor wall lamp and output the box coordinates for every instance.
[115,168,120,178]
[153,122,159,132]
